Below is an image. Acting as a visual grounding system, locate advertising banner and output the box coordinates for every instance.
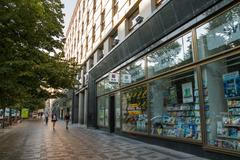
[182,82,194,103]
[21,108,29,119]
[223,71,240,98]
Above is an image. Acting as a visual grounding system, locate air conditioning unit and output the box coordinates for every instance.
[135,15,144,24]
[113,38,119,46]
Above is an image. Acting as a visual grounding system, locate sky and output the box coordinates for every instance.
[61,0,78,35]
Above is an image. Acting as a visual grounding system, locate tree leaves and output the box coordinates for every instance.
[0,0,79,109]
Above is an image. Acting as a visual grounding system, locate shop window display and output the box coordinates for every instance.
[122,85,148,133]
[97,96,109,127]
[202,55,240,151]
[149,71,201,140]
[197,4,240,60]
[147,32,193,77]
[120,58,145,87]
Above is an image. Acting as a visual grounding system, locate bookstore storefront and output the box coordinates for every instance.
[96,3,240,156]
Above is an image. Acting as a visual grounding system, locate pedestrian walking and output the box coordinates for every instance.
[44,112,49,125]
[51,113,57,130]
[64,112,70,130]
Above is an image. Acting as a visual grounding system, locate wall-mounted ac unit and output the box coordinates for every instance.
[135,15,144,24]
[113,38,119,46]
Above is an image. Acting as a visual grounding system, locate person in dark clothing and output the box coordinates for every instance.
[44,112,49,125]
[64,112,70,130]
[51,113,57,130]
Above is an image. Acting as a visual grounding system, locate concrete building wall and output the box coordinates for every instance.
[64,0,161,126]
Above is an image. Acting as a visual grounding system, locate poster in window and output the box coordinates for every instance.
[223,71,239,98]
[235,75,240,96]
[182,82,193,103]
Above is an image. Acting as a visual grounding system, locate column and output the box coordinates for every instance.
[78,92,84,124]
[84,89,88,125]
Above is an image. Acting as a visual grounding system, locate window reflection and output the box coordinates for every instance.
[97,96,109,127]
[197,4,240,59]
[121,58,145,87]
[149,71,201,140]
[202,55,240,150]
[147,32,193,77]
[97,80,105,96]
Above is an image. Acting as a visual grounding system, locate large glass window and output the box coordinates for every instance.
[122,85,148,133]
[196,4,240,60]
[97,80,105,96]
[147,32,193,77]
[115,92,121,128]
[202,54,240,151]
[128,8,139,32]
[120,58,145,87]
[105,73,119,93]
[97,73,120,96]
[149,70,201,140]
[97,96,109,127]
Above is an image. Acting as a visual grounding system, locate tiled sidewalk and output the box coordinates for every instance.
[0,120,208,160]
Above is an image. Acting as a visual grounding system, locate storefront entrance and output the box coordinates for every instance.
[109,95,115,133]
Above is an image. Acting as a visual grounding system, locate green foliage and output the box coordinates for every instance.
[0,0,79,109]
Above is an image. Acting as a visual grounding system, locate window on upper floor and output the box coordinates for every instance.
[81,22,84,34]
[87,11,90,26]
[82,0,85,13]
[101,9,105,32]
[128,0,132,6]
[155,0,167,8]
[86,36,88,52]
[128,8,139,33]
[89,56,94,69]
[93,0,96,13]
[92,24,96,44]
[80,45,83,60]
[78,30,80,42]
[110,31,119,49]
[155,0,162,7]
[98,46,104,61]
[112,0,118,17]
[79,11,81,21]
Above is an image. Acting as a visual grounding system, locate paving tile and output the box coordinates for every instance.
[0,120,209,160]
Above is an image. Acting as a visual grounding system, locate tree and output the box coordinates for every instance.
[0,0,79,110]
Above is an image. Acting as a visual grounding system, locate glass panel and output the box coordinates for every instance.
[147,32,193,77]
[115,92,121,128]
[202,54,240,151]
[97,97,105,126]
[97,80,105,96]
[196,4,240,60]
[122,85,148,133]
[104,72,120,93]
[97,96,109,127]
[120,58,145,87]
[105,100,109,127]
[149,70,201,140]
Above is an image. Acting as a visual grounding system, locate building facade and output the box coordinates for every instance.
[65,0,240,158]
